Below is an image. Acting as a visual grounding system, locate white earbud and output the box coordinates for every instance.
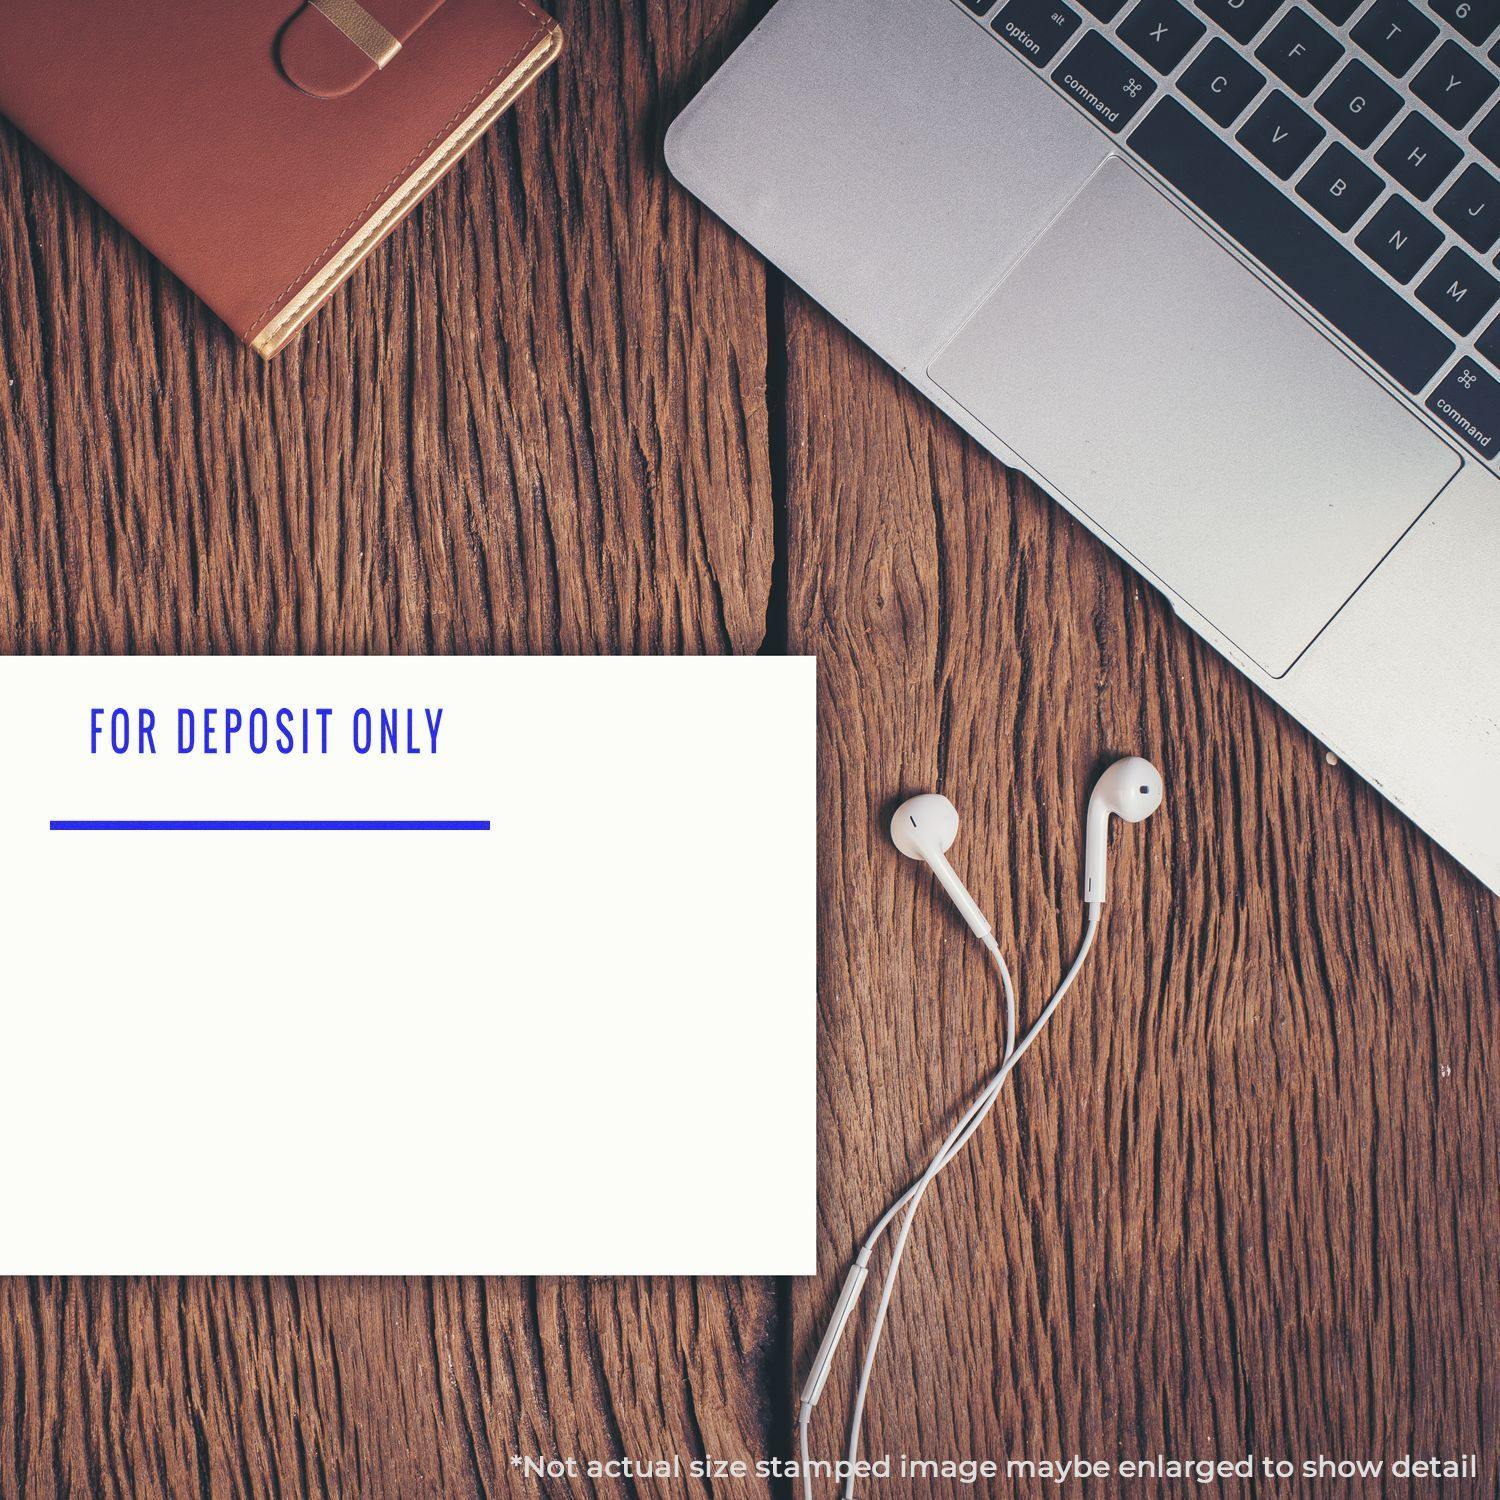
[890,792,994,944]
[1083,755,1163,907]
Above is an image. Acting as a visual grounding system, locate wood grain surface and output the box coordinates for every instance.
[785,291,1499,1498]
[0,0,1495,1495]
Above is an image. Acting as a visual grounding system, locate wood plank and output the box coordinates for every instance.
[0,1,780,1494]
[0,2,772,656]
[785,287,1499,1494]
[0,1278,779,1497]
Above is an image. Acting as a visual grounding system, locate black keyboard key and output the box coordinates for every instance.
[1309,0,1363,21]
[1119,0,1207,68]
[1317,59,1403,144]
[1351,0,1439,75]
[1436,162,1500,247]
[1052,32,1158,128]
[1128,98,1455,388]
[994,0,1082,65]
[1080,0,1129,19]
[1427,356,1500,453]
[1257,8,1345,94]
[1239,88,1327,173]
[1417,244,1500,330]
[1375,111,1464,197]
[1412,41,1499,126]
[1195,0,1280,43]
[1477,311,1500,362]
[1429,0,1500,45]
[961,0,996,9]
[1297,141,1384,225]
[1181,36,1266,121]
[1471,100,1500,162]
[1356,194,1446,278]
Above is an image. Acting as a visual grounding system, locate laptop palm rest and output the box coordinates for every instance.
[928,158,1460,678]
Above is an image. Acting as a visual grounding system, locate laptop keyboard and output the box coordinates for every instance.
[961,0,1500,458]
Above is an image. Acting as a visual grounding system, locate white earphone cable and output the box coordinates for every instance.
[796,938,1014,1500]
[798,907,1101,1500]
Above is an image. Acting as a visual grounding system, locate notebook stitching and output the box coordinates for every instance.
[246,0,551,339]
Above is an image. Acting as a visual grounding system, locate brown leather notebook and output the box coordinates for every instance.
[0,0,561,356]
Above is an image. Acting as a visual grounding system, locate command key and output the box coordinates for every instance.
[1051,32,1157,133]
[1427,357,1500,458]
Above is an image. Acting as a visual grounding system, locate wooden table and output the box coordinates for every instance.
[1,3,1495,1494]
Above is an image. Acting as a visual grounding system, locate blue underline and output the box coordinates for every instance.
[50,820,491,832]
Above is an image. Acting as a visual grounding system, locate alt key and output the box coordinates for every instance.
[994,0,1082,66]
[1427,357,1500,458]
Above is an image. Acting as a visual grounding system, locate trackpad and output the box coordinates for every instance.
[928,158,1460,677]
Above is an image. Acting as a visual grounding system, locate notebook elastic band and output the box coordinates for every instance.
[310,0,402,68]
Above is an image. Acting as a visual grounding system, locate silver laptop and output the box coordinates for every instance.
[666,0,1500,894]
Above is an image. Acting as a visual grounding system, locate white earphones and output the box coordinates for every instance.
[889,793,996,948]
[890,754,1162,929]
[801,756,1164,1500]
[1084,755,1163,906]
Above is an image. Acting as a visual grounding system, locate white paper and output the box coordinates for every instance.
[0,656,816,1274]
